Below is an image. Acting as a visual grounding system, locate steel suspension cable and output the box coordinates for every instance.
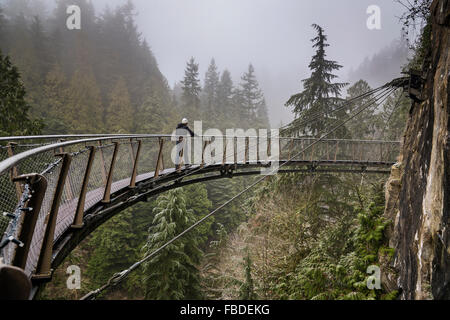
[280,85,392,133]
[139,85,395,194]
[80,85,396,300]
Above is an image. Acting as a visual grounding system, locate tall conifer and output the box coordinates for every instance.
[286,24,348,137]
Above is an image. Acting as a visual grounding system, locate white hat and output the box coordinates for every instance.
[182,118,188,124]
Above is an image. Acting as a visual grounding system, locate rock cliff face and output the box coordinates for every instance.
[383,0,449,299]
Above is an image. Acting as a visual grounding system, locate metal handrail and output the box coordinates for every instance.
[0,133,401,144]
[0,134,401,175]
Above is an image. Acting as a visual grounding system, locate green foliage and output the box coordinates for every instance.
[203,58,220,121]
[238,173,398,301]
[183,183,213,247]
[181,57,202,119]
[285,24,348,137]
[105,77,133,133]
[0,50,43,136]
[345,80,377,139]
[205,178,248,233]
[86,202,156,297]
[375,89,410,141]
[142,188,203,300]
[235,64,269,128]
[239,248,258,300]
[0,0,173,135]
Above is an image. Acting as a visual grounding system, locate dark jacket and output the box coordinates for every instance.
[176,123,194,144]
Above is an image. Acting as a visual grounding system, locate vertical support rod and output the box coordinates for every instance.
[288,139,294,160]
[234,136,238,168]
[57,140,74,200]
[71,146,96,229]
[129,140,142,188]
[256,136,259,163]
[360,142,363,161]
[201,140,209,169]
[334,141,339,162]
[98,141,108,186]
[244,137,249,164]
[128,139,136,165]
[7,142,22,201]
[155,138,164,178]
[32,153,72,280]
[12,174,47,270]
[102,142,119,203]
[222,136,227,166]
[326,141,329,161]
[380,143,383,162]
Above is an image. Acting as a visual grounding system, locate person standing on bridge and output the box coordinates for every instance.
[175,118,195,170]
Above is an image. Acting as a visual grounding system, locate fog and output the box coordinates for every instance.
[92,0,409,126]
[3,0,410,127]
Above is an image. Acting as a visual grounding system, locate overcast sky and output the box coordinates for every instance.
[92,0,408,127]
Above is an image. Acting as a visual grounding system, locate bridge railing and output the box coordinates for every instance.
[0,134,400,282]
[279,138,400,164]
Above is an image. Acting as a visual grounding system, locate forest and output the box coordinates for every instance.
[0,0,433,300]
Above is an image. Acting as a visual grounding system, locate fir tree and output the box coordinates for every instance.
[181,57,201,119]
[0,50,42,135]
[214,69,241,130]
[65,67,104,133]
[203,58,220,117]
[239,248,257,300]
[345,80,376,139]
[285,24,348,137]
[375,89,409,141]
[41,63,69,133]
[183,184,213,247]
[237,64,265,122]
[142,188,203,300]
[105,77,133,133]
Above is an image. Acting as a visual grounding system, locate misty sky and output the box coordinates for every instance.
[91,1,408,126]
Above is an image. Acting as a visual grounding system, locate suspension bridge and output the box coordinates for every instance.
[0,78,413,299]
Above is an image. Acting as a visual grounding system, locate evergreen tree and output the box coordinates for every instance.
[25,16,53,120]
[86,209,141,287]
[0,50,42,135]
[86,201,156,297]
[375,89,410,141]
[205,179,246,233]
[105,77,133,133]
[142,188,203,300]
[237,64,266,124]
[40,63,69,133]
[0,7,6,53]
[239,248,257,300]
[257,98,270,128]
[181,57,201,119]
[203,58,220,118]
[65,68,104,133]
[183,184,213,247]
[345,80,376,139]
[216,69,234,127]
[285,24,348,137]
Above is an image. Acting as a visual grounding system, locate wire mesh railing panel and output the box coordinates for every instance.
[83,144,114,212]
[16,151,58,180]
[54,149,90,241]
[0,171,19,237]
[0,147,9,162]
[137,138,159,178]
[0,135,402,279]
[24,162,62,276]
[0,183,32,265]
[110,141,135,193]
[163,137,178,170]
